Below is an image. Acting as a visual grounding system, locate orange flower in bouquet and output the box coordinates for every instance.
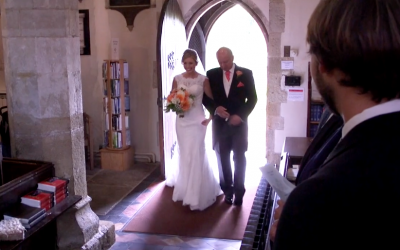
[165,87,195,117]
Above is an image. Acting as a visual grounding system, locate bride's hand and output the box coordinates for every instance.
[201,118,211,126]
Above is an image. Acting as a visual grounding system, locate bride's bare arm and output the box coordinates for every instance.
[204,78,213,99]
[170,78,177,93]
[202,78,214,122]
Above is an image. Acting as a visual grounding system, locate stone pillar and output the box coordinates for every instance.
[1,1,114,249]
[267,0,286,164]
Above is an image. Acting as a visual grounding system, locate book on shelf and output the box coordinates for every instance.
[102,61,129,79]
[112,131,122,148]
[105,113,109,130]
[54,191,68,205]
[111,98,120,114]
[37,177,69,193]
[103,80,129,96]
[125,96,130,111]
[21,198,53,211]
[126,129,131,146]
[21,189,53,207]
[111,114,129,130]
[123,62,128,78]
[108,131,131,148]
[124,80,129,95]
[22,188,69,210]
[3,203,46,227]
[110,97,130,114]
[22,212,47,229]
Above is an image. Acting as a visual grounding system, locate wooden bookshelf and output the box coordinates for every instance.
[100,59,134,171]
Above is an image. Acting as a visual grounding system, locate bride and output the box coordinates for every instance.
[165,49,222,211]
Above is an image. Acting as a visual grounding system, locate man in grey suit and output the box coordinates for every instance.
[273,1,400,249]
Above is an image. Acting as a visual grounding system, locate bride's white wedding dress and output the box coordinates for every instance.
[165,73,222,211]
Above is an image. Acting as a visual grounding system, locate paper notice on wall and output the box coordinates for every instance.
[111,38,119,60]
[281,60,294,70]
[287,87,304,102]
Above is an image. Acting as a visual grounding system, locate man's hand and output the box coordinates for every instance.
[228,114,242,126]
[274,200,285,220]
[269,200,286,242]
[216,106,230,119]
[269,219,279,242]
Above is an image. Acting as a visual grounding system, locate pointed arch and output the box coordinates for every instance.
[184,0,269,43]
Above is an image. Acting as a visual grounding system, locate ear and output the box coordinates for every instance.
[318,61,328,74]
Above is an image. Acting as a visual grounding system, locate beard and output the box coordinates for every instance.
[314,70,340,116]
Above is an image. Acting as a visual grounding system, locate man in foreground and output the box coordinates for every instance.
[273,0,400,249]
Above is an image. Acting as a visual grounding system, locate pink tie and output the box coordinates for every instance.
[225,71,231,81]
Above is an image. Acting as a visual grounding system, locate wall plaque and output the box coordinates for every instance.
[108,0,151,31]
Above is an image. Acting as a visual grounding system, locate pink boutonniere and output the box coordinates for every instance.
[236,71,243,77]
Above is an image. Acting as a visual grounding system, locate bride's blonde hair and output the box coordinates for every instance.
[181,49,198,64]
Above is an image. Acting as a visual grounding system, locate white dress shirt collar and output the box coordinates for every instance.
[342,99,400,138]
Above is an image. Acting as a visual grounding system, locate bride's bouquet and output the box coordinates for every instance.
[165,87,195,117]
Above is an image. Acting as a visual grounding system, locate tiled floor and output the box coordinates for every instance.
[93,166,242,250]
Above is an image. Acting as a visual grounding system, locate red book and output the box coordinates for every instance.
[54,188,68,197]
[40,200,53,211]
[21,190,52,207]
[55,191,67,200]
[54,195,66,205]
[38,177,68,192]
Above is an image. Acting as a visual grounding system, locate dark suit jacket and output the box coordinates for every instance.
[203,65,257,148]
[274,111,400,250]
[295,114,343,185]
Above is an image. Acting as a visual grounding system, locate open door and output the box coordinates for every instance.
[157,0,187,178]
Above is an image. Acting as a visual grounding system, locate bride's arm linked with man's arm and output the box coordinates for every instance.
[201,77,214,126]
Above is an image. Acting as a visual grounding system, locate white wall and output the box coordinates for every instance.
[79,0,161,160]
[274,0,319,153]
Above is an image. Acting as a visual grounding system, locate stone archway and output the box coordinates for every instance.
[183,0,286,164]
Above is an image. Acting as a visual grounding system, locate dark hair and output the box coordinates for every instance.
[181,49,198,64]
[307,0,400,101]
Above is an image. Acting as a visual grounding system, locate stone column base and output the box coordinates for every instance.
[82,221,116,250]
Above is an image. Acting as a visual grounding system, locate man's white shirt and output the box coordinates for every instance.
[223,65,235,97]
[342,99,400,139]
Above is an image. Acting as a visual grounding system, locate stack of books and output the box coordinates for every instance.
[37,177,69,205]
[21,190,53,211]
[3,203,46,229]
[20,177,69,211]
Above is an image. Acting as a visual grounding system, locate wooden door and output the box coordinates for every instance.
[157,0,187,178]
